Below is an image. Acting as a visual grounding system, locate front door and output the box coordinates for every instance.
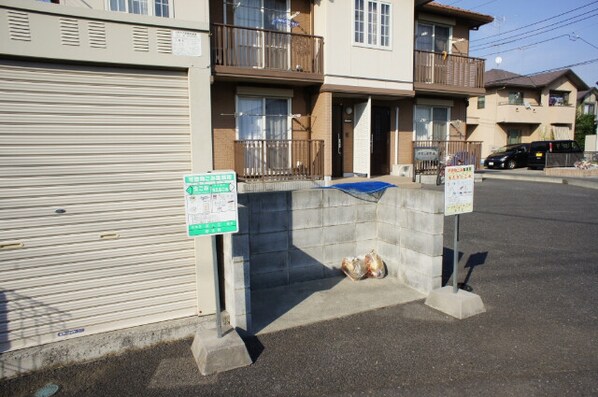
[332,105,344,177]
[371,106,390,176]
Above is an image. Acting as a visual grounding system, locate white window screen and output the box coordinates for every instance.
[354,0,390,48]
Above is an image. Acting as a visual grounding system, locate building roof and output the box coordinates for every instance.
[485,68,590,91]
[419,2,494,29]
[577,87,598,102]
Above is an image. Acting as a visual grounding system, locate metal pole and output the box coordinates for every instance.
[453,214,459,294]
[211,236,223,338]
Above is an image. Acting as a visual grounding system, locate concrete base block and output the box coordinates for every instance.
[424,286,486,319]
[191,326,252,375]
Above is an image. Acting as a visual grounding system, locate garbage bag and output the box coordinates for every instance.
[341,256,367,281]
[365,250,386,279]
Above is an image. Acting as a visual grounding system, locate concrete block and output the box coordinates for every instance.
[400,247,443,277]
[251,270,288,290]
[291,208,322,230]
[227,287,251,317]
[377,187,400,207]
[289,264,325,284]
[377,202,397,226]
[399,267,442,294]
[224,257,249,288]
[376,240,400,276]
[425,286,486,319]
[249,210,289,233]
[250,251,287,275]
[290,228,323,249]
[356,221,377,242]
[237,204,249,234]
[377,221,400,245]
[289,247,324,268]
[191,326,252,375]
[401,230,443,257]
[237,193,249,206]
[229,234,250,261]
[229,313,251,333]
[290,189,323,209]
[322,263,344,278]
[323,206,356,226]
[355,239,378,257]
[324,242,356,264]
[398,209,444,234]
[400,189,444,214]
[249,191,288,213]
[355,204,377,222]
[249,232,288,254]
[323,189,361,207]
[323,224,355,244]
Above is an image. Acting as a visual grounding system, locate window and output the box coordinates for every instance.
[236,96,291,141]
[549,91,570,106]
[508,91,523,105]
[507,129,521,145]
[109,0,170,17]
[354,0,391,48]
[583,103,596,115]
[414,105,449,141]
[477,96,485,109]
[415,22,450,53]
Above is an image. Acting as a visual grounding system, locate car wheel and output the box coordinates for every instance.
[507,159,516,169]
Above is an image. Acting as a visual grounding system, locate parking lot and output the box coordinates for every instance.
[2,179,598,397]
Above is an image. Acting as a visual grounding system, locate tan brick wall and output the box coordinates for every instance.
[212,83,236,171]
[450,99,467,140]
[398,99,414,164]
[312,91,332,177]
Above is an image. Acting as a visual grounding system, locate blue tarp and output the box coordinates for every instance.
[327,181,396,194]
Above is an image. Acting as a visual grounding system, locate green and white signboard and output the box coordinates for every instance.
[183,171,238,237]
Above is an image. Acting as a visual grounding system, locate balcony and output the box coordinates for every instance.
[211,23,324,84]
[496,102,544,124]
[234,140,324,182]
[414,50,485,96]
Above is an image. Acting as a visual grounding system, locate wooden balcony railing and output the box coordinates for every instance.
[211,23,323,75]
[234,139,324,182]
[413,140,482,182]
[414,50,485,90]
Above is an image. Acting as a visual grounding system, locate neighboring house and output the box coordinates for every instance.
[577,87,598,119]
[467,69,590,158]
[0,0,215,377]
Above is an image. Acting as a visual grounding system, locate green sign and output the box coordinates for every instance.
[183,171,239,237]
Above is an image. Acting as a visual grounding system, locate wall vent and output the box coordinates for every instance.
[7,11,31,41]
[133,26,150,52]
[88,21,107,49]
[156,29,172,54]
[60,18,80,46]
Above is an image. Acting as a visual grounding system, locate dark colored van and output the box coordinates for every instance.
[527,140,582,170]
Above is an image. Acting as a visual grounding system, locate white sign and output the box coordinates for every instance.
[444,165,474,216]
[172,31,202,57]
[184,171,238,237]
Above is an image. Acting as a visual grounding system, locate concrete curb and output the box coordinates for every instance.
[479,172,598,190]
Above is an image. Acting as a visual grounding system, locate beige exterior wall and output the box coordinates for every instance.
[469,78,580,158]
[46,0,209,23]
[314,0,414,92]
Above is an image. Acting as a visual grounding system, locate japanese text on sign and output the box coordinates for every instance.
[184,172,238,237]
[444,165,474,216]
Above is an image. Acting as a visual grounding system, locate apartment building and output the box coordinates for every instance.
[0,0,215,377]
[467,69,589,158]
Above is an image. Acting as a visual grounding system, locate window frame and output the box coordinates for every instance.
[413,105,451,141]
[477,96,485,110]
[415,21,452,54]
[107,0,171,18]
[549,90,570,107]
[353,0,392,50]
[508,91,523,106]
[235,95,292,141]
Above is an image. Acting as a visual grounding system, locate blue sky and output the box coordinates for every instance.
[446,0,598,89]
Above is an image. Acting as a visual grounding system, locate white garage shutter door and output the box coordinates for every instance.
[0,60,197,352]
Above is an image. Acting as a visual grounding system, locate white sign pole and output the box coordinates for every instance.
[444,165,474,294]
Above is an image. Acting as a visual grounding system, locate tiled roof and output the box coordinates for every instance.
[421,2,494,27]
[485,68,589,90]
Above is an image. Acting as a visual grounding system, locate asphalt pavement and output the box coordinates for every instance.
[2,178,598,397]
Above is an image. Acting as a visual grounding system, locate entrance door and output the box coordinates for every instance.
[332,105,344,177]
[371,106,390,176]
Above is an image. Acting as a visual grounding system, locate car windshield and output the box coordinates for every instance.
[494,145,517,153]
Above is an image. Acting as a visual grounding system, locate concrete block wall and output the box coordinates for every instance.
[223,187,444,332]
